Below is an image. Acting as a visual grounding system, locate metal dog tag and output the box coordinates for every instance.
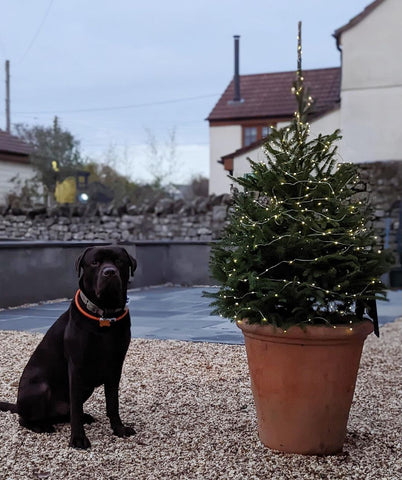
[99,318,111,327]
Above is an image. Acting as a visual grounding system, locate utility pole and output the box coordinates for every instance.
[5,60,10,133]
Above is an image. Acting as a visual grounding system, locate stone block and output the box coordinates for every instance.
[197,227,212,236]
[121,230,130,240]
[212,205,227,222]
[374,209,385,218]
[102,221,118,229]
[121,215,136,222]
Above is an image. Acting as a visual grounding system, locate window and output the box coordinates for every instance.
[242,124,275,147]
[262,126,272,138]
[244,127,257,147]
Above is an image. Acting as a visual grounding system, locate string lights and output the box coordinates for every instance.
[206,23,392,330]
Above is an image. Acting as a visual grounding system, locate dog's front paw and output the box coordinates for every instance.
[113,424,136,437]
[69,434,91,449]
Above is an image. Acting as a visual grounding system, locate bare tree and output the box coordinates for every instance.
[189,174,209,197]
[145,127,178,188]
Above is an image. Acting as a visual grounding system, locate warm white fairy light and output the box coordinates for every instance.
[221,264,381,310]
[213,64,386,330]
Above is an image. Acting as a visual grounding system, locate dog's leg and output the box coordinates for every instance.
[17,381,56,433]
[104,378,135,437]
[68,364,91,449]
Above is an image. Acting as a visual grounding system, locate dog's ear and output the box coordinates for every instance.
[122,248,137,276]
[75,247,93,277]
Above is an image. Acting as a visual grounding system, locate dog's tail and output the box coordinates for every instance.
[0,401,18,414]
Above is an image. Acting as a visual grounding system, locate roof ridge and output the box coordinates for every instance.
[238,66,340,78]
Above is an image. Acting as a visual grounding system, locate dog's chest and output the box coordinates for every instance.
[89,326,128,357]
[84,334,128,385]
[65,319,130,386]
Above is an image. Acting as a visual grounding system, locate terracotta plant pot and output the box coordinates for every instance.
[237,319,373,455]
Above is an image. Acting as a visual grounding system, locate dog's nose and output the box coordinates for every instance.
[102,267,117,277]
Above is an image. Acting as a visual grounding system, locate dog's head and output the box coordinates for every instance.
[75,246,137,309]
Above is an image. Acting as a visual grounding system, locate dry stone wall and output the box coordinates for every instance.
[1,162,402,263]
[359,161,402,261]
[0,194,231,243]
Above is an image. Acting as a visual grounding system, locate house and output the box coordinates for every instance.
[0,129,34,205]
[208,67,341,193]
[208,0,400,195]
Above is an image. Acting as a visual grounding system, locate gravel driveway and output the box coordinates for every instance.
[0,320,401,480]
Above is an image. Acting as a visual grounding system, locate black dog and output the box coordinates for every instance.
[0,245,137,449]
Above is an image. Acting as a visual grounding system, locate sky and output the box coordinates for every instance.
[0,0,371,184]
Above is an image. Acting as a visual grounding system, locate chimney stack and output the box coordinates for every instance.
[233,35,241,102]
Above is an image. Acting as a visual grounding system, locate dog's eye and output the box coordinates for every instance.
[91,261,100,267]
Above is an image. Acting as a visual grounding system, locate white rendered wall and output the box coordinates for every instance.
[339,0,402,163]
[341,0,402,90]
[209,124,242,194]
[340,87,402,163]
[0,162,36,205]
[233,145,267,180]
[309,108,341,138]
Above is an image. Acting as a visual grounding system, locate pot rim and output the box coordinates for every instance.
[237,318,374,345]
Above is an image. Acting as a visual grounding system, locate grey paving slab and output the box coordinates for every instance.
[0,287,401,344]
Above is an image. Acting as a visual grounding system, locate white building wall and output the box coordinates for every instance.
[341,0,402,90]
[309,108,341,138]
[0,162,36,205]
[232,145,267,180]
[209,124,242,195]
[339,0,402,163]
[340,87,402,163]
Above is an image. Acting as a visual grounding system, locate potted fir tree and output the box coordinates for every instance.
[206,24,393,455]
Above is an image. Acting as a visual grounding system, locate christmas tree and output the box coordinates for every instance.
[206,23,393,332]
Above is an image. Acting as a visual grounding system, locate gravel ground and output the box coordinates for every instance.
[0,320,401,480]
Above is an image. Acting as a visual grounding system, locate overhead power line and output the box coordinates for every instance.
[15,93,220,115]
[18,0,55,64]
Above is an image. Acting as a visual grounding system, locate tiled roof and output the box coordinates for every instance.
[207,67,341,122]
[0,129,31,155]
[333,0,386,39]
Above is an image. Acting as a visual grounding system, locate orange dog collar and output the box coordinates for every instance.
[74,290,129,327]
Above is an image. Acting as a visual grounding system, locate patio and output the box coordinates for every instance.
[1,286,402,342]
